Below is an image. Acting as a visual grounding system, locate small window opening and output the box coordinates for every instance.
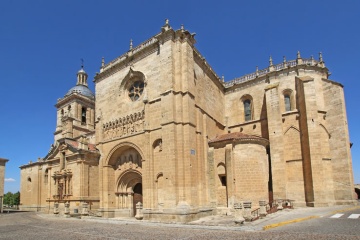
[44,169,48,184]
[244,99,252,121]
[27,177,31,182]
[219,175,227,186]
[284,94,291,112]
[81,107,87,124]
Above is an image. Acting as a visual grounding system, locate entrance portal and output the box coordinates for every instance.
[133,183,143,216]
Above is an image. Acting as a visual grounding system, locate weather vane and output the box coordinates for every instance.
[81,58,84,69]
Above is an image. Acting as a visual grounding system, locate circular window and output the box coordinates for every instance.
[128,81,144,101]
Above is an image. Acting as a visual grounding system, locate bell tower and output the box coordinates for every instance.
[54,66,95,141]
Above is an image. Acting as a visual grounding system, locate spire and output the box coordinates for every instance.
[161,18,171,32]
[318,52,325,68]
[181,24,185,32]
[256,66,259,77]
[77,59,88,86]
[269,56,274,72]
[101,57,105,67]
[283,56,287,68]
[296,51,303,65]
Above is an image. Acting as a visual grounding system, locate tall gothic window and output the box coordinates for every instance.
[244,99,252,121]
[284,94,291,112]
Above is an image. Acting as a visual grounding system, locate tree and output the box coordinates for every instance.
[13,192,20,206]
[3,192,14,206]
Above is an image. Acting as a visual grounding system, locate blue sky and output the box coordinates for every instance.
[1,0,359,193]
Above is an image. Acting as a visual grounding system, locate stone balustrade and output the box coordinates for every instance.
[224,56,322,88]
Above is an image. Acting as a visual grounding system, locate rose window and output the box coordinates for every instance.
[128,81,144,101]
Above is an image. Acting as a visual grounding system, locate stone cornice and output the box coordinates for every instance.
[56,93,95,108]
[94,26,197,84]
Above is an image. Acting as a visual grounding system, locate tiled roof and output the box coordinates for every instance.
[65,139,97,152]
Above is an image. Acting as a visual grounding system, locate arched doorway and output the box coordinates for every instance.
[116,170,142,217]
[105,143,144,217]
[133,183,142,216]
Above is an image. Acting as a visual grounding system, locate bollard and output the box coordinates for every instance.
[243,201,252,221]
[233,202,245,224]
[277,199,283,210]
[81,202,89,216]
[259,200,267,218]
[135,202,143,220]
[64,202,70,217]
[53,202,59,214]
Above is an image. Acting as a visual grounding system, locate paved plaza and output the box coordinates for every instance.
[1,205,360,239]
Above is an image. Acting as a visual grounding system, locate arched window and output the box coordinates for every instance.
[81,107,87,124]
[283,89,293,112]
[244,99,252,121]
[284,94,291,112]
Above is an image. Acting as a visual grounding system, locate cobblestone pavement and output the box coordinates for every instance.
[0,211,360,240]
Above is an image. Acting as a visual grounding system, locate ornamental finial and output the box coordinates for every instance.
[130,39,133,50]
[221,75,225,82]
[256,66,259,76]
[101,57,105,67]
[319,52,323,62]
[297,51,301,59]
[181,24,185,32]
[269,56,273,66]
[283,56,286,63]
[165,19,169,25]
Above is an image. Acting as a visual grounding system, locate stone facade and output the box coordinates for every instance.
[20,21,356,221]
[0,158,9,213]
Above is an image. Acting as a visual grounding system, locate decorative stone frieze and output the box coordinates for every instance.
[102,110,145,141]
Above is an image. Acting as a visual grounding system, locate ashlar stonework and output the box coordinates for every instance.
[20,20,357,222]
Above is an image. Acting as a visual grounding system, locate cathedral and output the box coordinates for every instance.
[20,20,356,222]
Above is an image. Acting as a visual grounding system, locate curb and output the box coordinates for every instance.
[263,215,319,230]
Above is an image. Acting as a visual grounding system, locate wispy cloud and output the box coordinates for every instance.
[5,178,15,182]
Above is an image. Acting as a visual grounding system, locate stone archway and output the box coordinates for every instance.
[102,142,144,218]
[116,170,142,217]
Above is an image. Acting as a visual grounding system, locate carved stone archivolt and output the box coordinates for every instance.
[115,152,142,170]
[102,110,145,140]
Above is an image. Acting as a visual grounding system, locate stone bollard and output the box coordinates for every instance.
[259,200,267,218]
[53,202,59,214]
[81,202,89,216]
[243,201,252,222]
[64,202,70,217]
[277,199,283,210]
[135,202,143,220]
[233,202,245,224]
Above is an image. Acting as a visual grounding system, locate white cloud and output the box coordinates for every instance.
[5,178,15,182]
